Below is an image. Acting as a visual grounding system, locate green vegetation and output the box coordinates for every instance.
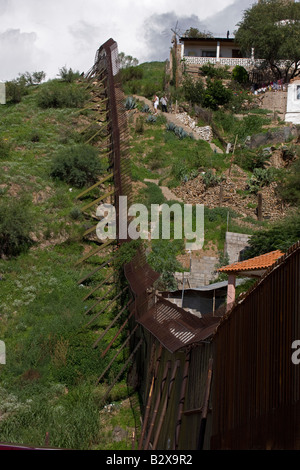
[50,144,106,188]
[235,0,300,81]
[243,211,300,258]
[120,61,166,98]
[0,74,139,449]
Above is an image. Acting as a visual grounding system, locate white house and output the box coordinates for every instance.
[179,36,261,69]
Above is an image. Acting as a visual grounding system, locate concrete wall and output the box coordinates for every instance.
[224,231,251,264]
[285,81,300,124]
[0,83,5,105]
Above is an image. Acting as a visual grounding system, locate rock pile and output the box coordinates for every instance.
[175,165,287,221]
[175,112,213,141]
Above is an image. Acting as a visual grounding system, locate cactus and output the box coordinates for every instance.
[146,115,157,123]
[141,104,150,113]
[125,96,136,110]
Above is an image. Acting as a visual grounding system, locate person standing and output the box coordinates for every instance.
[160,95,168,112]
[153,94,159,114]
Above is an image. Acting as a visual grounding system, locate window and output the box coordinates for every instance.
[297,85,300,100]
[202,51,216,57]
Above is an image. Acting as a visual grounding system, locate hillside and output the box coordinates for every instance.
[0,61,299,450]
[0,73,140,450]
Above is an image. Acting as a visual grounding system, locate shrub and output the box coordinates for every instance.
[276,158,300,205]
[232,65,249,84]
[246,168,274,194]
[183,76,204,104]
[202,79,233,110]
[37,81,88,108]
[58,66,81,83]
[135,116,144,134]
[5,80,27,103]
[242,211,300,258]
[0,138,11,159]
[200,63,230,79]
[202,169,224,188]
[50,144,105,188]
[0,196,33,257]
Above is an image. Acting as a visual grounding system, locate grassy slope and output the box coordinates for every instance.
[0,80,139,450]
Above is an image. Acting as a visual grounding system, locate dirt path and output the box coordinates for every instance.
[133,94,223,153]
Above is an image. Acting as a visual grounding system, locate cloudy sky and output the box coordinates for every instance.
[0,0,256,81]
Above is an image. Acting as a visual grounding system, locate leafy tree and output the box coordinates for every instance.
[183,27,213,38]
[58,66,81,83]
[242,211,300,258]
[235,0,300,80]
[118,52,139,68]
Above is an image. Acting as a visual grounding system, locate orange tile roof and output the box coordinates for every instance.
[218,250,284,273]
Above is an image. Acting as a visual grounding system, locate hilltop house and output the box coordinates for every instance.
[178,36,261,70]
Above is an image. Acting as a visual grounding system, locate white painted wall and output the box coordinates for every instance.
[0,83,5,105]
[184,44,236,58]
[285,81,300,124]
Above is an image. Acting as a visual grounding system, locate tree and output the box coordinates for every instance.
[118,52,139,69]
[235,0,300,81]
[183,27,213,39]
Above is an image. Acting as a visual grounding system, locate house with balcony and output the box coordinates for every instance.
[179,36,258,70]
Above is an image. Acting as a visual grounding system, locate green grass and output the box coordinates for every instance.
[0,78,139,449]
[121,61,166,98]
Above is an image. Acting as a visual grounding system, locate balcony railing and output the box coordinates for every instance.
[184,56,264,68]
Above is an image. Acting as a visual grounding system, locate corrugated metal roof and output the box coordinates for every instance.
[218,250,284,274]
[124,250,160,296]
[137,296,221,353]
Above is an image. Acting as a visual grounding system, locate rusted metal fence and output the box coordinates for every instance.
[211,240,300,449]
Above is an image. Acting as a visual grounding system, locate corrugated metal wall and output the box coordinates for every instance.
[211,242,300,449]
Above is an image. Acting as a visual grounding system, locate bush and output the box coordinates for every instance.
[202,79,233,110]
[5,80,27,103]
[276,158,300,205]
[202,169,224,188]
[242,211,300,258]
[200,63,231,79]
[183,76,204,104]
[232,65,249,84]
[0,138,11,159]
[246,168,274,194]
[50,144,106,188]
[0,196,33,257]
[58,66,81,83]
[37,81,88,108]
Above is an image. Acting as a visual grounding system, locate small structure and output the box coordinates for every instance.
[161,279,246,317]
[285,77,300,124]
[218,250,284,311]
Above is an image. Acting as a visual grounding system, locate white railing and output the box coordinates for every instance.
[184,56,264,68]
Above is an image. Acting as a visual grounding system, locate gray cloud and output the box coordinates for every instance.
[140,12,208,62]
[0,29,44,80]
[139,0,257,63]
[204,0,256,37]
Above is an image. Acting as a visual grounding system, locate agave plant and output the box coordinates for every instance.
[125,96,136,110]
[141,104,150,113]
[146,115,157,123]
